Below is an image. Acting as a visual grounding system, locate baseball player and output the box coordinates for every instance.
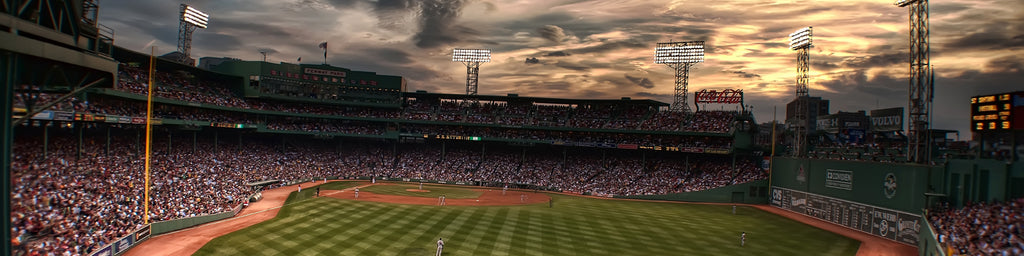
[740,232,746,247]
[441,194,446,206]
[436,238,444,256]
[316,187,320,197]
[355,188,359,198]
[503,185,508,195]
[732,205,736,215]
[298,184,301,192]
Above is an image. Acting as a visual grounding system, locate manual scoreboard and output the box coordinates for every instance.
[971,92,1023,131]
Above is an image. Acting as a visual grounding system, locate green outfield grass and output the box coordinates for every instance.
[360,183,483,199]
[195,184,859,256]
[284,181,362,202]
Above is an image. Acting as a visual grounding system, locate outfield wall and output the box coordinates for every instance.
[918,212,946,256]
[769,157,943,247]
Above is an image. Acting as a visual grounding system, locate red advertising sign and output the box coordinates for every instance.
[694,89,743,104]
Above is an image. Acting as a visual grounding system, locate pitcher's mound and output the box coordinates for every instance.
[406,189,430,192]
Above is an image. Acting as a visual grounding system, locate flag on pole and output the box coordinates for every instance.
[319,42,328,63]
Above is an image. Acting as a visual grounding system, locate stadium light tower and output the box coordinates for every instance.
[451,48,491,105]
[894,0,932,164]
[789,26,812,157]
[177,4,209,65]
[654,41,704,112]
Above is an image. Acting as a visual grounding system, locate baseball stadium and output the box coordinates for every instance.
[3,1,1024,256]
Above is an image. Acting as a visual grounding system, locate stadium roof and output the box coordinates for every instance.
[403,91,670,106]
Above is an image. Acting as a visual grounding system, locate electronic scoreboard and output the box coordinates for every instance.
[971,91,1023,131]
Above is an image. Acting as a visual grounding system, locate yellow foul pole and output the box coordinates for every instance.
[769,106,777,190]
[144,46,155,224]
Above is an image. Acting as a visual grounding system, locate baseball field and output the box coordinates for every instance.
[190,181,859,256]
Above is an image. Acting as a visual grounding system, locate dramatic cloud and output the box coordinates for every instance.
[728,70,762,79]
[100,0,1024,135]
[625,74,656,89]
[538,25,568,43]
[544,51,572,57]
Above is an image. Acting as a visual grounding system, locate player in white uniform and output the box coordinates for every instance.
[436,238,444,256]
[740,232,746,247]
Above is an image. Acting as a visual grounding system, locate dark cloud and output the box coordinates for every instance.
[984,56,1024,74]
[727,70,761,79]
[325,0,472,48]
[816,70,904,103]
[208,20,296,38]
[633,92,671,100]
[412,0,471,48]
[544,51,572,57]
[525,57,540,64]
[943,29,1024,52]
[812,60,840,71]
[840,53,904,68]
[624,74,655,89]
[538,25,568,43]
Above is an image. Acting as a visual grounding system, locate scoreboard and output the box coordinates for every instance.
[971,91,1023,131]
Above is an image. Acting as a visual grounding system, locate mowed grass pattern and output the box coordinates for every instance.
[361,184,482,199]
[195,188,859,256]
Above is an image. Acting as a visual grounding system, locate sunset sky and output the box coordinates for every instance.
[99,0,1024,136]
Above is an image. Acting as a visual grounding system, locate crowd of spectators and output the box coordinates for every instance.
[111,66,741,134]
[928,199,1024,255]
[266,119,385,135]
[9,131,388,255]
[400,124,733,149]
[118,65,248,108]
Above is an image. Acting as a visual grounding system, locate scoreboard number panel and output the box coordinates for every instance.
[971,92,1020,131]
[770,187,919,246]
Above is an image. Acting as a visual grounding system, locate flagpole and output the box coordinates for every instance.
[769,105,777,194]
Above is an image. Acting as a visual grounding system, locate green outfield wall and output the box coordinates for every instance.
[770,157,938,213]
[769,157,945,247]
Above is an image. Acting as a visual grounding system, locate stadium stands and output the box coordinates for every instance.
[11,129,763,255]
[9,62,758,255]
[928,198,1024,255]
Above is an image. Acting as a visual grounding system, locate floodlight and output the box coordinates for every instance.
[653,40,705,112]
[451,49,491,63]
[182,5,209,28]
[894,0,919,7]
[451,48,491,104]
[176,4,210,65]
[654,41,705,64]
[789,27,812,50]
